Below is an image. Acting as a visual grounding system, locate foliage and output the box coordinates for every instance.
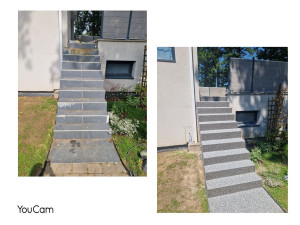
[108,112,138,138]
[254,47,288,62]
[111,101,128,116]
[256,141,272,153]
[126,96,141,108]
[74,11,102,36]
[250,147,262,163]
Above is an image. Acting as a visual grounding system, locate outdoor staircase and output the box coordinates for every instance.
[198,96,283,213]
[45,42,126,176]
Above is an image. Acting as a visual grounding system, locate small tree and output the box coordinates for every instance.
[74,11,102,36]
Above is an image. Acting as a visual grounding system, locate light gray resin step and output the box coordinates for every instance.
[61,70,102,79]
[62,61,101,70]
[205,172,262,198]
[204,160,255,180]
[200,96,227,101]
[199,113,234,122]
[200,128,241,141]
[201,138,245,152]
[208,187,283,213]
[197,101,229,107]
[199,121,238,131]
[203,148,250,165]
[198,107,232,114]
[63,54,100,62]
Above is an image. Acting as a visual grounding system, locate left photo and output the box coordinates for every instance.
[18,10,147,176]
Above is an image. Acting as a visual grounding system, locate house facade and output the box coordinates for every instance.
[18,10,147,93]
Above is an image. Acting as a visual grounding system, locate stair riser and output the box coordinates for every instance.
[59,91,105,99]
[67,43,98,49]
[54,131,110,139]
[200,97,227,101]
[63,49,99,55]
[202,141,245,152]
[56,116,107,124]
[201,131,241,141]
[58,102,107,111]
[60,80,104,88]
[206,181,262,198]
[63,55,100,62]
[61,70,103,79]
[205,165,255,180]
[62,62,101,70]
[203,152,250,166]
[197,102,229,107]
[198,107,232,114]
[199,114,234,122]
[199,122,238,131]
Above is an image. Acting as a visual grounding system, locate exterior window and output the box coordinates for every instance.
[105,61,134,79]
[157,47,175,62]
[236,111,258,127]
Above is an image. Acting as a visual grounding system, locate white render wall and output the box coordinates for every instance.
[157,47,197,147]
[97,40,146,92]
[18,11,60,91]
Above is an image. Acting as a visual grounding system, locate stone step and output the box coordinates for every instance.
[60,80,104,89]
[58,98,106,103]
[207,187,283,213]
[56,115,108,124]
[60,77,103,81]
[63,54,100,62]
[197,101,229,107]
[203,148,250,166]
[204,160,255,180]
[199,121,238,131]
[55,123,110,131]
[57,102,107,111]
[62,62,101,70]
[201,138,245,152]
[61,70,103,79]
[57,110,107,116]
[198,107,232,114]
[64,48,99,55]
[59,90,105,99]
[205,172,262,198]
[200,128,241,141]
[67,42,98,49]
[199,113,234,122]
[200,96,227,101]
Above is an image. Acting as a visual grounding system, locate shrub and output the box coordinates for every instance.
[126,96,141,108]
[108,112,138,138]
[257,141,272,153]
[250,147,262,163]
[111,101,128,116]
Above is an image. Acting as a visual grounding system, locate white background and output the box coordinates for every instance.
[1,0,299,224]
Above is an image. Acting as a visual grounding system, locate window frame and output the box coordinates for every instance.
[105,60,134,79]
[236,110,259,127]
[157,47,176,63]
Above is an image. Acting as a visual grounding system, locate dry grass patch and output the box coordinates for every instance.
[157,149,209,213]
[18,96,57,176]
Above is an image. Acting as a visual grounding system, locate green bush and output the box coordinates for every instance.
[283,144,288,158]
[257,141,272,153]
[111,101,128,115]
[126,96,141,108]
[250,147,262,163]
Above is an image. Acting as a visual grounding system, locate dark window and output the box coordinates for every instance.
[105,61,134,79]
[236,111,258,127]
[157,47,176,62]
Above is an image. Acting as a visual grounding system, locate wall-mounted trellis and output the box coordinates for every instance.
[141,45,147,88]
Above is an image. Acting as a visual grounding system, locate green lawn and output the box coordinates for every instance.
[18,96,57,176]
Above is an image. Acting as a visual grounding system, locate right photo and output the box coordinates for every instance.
[157,47,288,213]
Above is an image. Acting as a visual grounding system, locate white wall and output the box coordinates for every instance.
[157,47,197,147]
[18,11,60,92]
[98,40,146,91]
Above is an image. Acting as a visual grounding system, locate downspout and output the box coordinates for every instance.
[189,47,198,143]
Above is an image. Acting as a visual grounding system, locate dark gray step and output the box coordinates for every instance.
[199,113,234,122]
[199,121,238,131]
[197,101,229,107]
[205,172,262,198]
[62,62,101,70]
[58,98,105,103]
[201,138,245,152]
[60,80,104,88]
[63,48,99,55]
[200,96,227,101]
[203,148,250,166]
[59,90,105,99]
[54,130,110,139]
[198,107,232,114]
[56,115,108,124]
[200,128,241,141]
[57,102,107,111]
[61,70,102,79]
[207,187,283,213]
[63,54,100,62]
[67,42,98,49]
[204,160,255,180]
[55,123,110,131]
[57,110,107,116]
